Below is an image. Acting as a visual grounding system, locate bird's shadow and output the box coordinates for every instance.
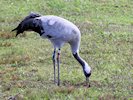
[61,80,91,88]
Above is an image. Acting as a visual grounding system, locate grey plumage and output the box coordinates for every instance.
[12,13,91,86]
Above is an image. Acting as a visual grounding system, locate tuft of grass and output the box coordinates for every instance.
[0,32,15,39]
[0,54,30,65]
[0,42,12,47]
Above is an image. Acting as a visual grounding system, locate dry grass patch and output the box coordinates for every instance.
[0,54,30,65]
[0,32,15,39]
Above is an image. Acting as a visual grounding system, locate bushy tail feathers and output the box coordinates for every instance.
[11,27,18,32]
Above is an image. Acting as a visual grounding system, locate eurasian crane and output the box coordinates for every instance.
[12,12,91,86]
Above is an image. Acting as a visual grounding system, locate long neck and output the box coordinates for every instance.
[73,52,91,77]
[73,53,85,68]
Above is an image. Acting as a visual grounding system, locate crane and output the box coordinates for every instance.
[12,12,91,86]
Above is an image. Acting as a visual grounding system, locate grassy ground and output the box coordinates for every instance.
[0,0,133,99]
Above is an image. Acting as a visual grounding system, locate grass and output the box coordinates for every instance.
[0,0,133,99]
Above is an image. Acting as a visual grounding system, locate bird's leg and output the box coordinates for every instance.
[57,49,61,86]
[52,49,56,84]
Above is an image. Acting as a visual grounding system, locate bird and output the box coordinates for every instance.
[12,12,91,86]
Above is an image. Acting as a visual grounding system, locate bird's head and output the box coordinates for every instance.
[83,62,91,78]
[12,12,42,37]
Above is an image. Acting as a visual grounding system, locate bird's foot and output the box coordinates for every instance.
[54,80,56,84]
[54,80,60,86]
[57,80,60,86]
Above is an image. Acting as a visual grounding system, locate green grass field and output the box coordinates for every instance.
[0,0,133,99]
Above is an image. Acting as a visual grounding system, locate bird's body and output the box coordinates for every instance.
[12,13,91,86]
[36,15,80,53]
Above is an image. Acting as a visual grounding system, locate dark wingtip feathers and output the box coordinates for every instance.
[11,27,18,32]
[24,12,41,20]
[12,12,41,37]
